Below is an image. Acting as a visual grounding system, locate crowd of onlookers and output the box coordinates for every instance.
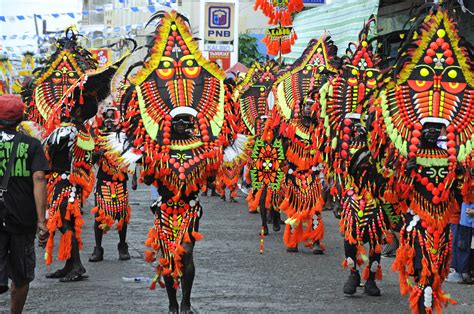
[446,200,474,284]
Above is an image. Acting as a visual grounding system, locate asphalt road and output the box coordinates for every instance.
[1,186,473,313]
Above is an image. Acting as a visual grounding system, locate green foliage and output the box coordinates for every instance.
[238,34,264,67]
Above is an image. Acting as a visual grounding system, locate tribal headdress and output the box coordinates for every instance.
[370,8,474,174]
[234,60,280,136]
[112,11,227,195]
[122,10,226,146]
[25,28,98,128]
[273,34,339,122]
[320,17,381,161]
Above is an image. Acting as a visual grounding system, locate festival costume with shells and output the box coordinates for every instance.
[22,31,100,265]
[43,124,95,265]
[274,35,338,250]
[319,19,395,283]
[107,11,231,289]
[367,8,473,313]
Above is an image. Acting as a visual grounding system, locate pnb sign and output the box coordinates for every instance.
[205,3,234,41]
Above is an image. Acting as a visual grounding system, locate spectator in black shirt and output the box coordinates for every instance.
[0,95,49,313]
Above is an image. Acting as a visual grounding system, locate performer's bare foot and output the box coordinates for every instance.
[45,265,72,279]
[168,307,178,314]
[59,266,87,282]
[180,301,193,313]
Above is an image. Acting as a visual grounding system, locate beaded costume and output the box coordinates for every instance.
[236,61,283,215]
[319,18,396,287]
[273,35,339,250]
[44,124,95,265]
[107,11,232,288]
[215,80,250,202]
[91,109,130,233]
[366,7,474,313]
[23,29,122,267]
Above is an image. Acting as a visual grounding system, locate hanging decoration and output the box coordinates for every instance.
[254,0,304,26]
[254,0,304,56]
[262,26,297,56]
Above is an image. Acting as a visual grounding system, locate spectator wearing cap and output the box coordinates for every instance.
[0,95,49,313]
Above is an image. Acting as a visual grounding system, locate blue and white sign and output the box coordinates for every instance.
[303,0,326,6]
[205,3,234,41]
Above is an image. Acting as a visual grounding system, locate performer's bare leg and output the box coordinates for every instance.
[180,242,195,313]
[164,275,179,313]
[118,223,130,260]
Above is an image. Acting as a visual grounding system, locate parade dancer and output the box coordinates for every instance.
[366,6,474,312]
[273,35,339,252]
[238,61,283,227]
[247,114,286,236]
[215,78,248,203]
[319,18,397,296]
[90,106,131,262]
[106,11,239,312]
[22,29,122,282]
[43,108,94,282]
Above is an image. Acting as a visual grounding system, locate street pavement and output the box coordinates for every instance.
[1,185,474,313]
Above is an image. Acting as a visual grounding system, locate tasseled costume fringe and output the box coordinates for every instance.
[45,175,87,265]
[144,199,202,290]
[280,183,325,249]
[339,189,392,280]
[392,223,456,313]
[91,180,131,233]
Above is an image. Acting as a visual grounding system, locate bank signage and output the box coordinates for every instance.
[204,44,233,52]
[303,0,325,6]
[205,3,234,41]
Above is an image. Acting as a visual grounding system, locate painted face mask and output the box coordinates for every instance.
[273,33,339,122]
[115,11,228,195]
[234,60,280,136]
[126,11,226,146]
[321,17,380,162]
[25,28,99,129]
[377,9,474,169]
